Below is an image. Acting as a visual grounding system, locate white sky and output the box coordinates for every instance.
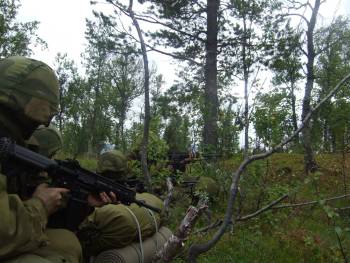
[17,0,350,146]
[17,0,176,88]
[17,0,350,89]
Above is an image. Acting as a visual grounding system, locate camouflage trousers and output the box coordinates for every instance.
[4,229,82,263]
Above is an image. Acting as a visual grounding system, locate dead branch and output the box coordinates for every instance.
[272,194,350,209]
[336,206,350,211]
[237,194,289,221]
[194,219,222,234]
[194,194,288,235]
[187,73,350,263]
[152,199,208,263]
[164,177,175,215]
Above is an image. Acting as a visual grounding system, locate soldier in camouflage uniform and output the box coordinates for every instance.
[0,56,82,263]
[27,124,63,159]
[96,150,128,182]
[0,56,114,263]
[78,150,167,259]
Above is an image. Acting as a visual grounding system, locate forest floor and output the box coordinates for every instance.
[77,153,350,262]
[169,153,350,263]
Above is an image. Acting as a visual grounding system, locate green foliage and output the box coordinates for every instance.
[313,16,350,152]
[0,0,46,57]
[253,89,294,146]
[167,153,350,262]
[163,114,191,153]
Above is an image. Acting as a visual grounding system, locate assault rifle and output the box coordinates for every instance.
[0,137,161,214]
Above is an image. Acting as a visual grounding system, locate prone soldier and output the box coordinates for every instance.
[0,56,114,263]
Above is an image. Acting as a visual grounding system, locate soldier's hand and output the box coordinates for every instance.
[32,183,70,215]
[87,192,118,207]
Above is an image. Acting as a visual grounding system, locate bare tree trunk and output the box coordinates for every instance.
[203,0,219,153]
[290,83,299,146]
[242,11,249,158]
[187,73,350,262]
[127,0,152,192]
[342,128,347,194]
[301,0,321,174]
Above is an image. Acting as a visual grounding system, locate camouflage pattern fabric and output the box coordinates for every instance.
[0,56,59,124]
[96,150,128,181]
[196,176,220,200]
[4,229,82,263]
[27,125,62,158]
[78,193,164,256]
[0,57,81,263]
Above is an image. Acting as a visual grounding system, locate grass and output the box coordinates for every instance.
[72,152,350,262]
[167,153,350,262]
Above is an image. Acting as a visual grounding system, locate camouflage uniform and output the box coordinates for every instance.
[96,150,128,181]
[27,125,63,158]
[78,150,165,257]
[0,56,81,263]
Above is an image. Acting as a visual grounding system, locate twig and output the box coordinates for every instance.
[335,228,348,263]
[237,194,289,221]
[194,220,222,234]
[194,194,289,234]
[188,73,350,263]
[336,206,350,211]
[273,194,350,209]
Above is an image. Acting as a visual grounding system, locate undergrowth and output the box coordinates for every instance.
[167,153,350,262]
[74,152,350,262]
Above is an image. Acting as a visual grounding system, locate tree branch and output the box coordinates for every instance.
[133,15,206,43]
[153,199,208,263]
[283,13,309,25]
[187,73,350,262]
[272,194,350,209]
[164,177,175,215]
[237,194,289,221]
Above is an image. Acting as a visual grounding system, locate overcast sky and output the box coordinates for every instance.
[18,0,176,88]
[17,0,350,146]
[17,0,350,89]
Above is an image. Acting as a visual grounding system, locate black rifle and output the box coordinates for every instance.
[0,137,161,215]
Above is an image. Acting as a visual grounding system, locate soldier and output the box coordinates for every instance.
[0,56,114,263]
[27,124,63,158]
[96,150,129,183]
[78,150,167,261]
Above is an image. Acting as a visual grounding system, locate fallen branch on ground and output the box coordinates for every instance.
[164,177,174,215]
[272,194,350,209]
[187,73,350,262]
[152,199,208,263]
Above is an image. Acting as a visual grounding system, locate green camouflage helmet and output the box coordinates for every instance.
[97,150,128,181]
[0,56,59,124]
[27,124,62,158]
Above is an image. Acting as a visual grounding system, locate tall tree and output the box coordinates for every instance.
[226,0,281,157]
[128,0,221,153]
[285,0,322,173]
[253,88,294,146]
[105,52,144,151]
[204,0,220,152]
[0,0,46,57]
[84,17,115,154]
[54,54,92,157]
[314,16,350,152]
[269,21,303,146]
[127,0,153,191]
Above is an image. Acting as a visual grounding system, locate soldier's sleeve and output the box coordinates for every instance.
[0,174,49,258]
